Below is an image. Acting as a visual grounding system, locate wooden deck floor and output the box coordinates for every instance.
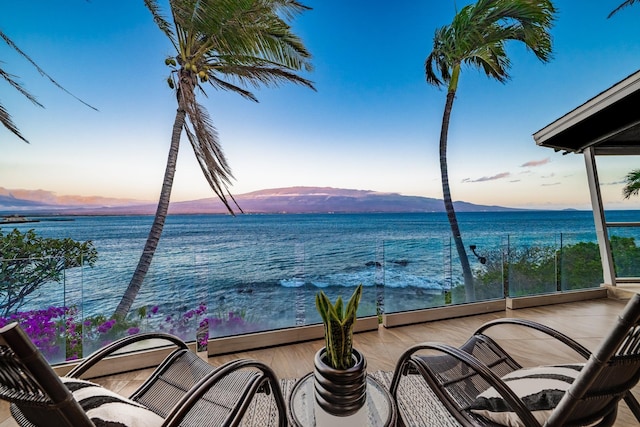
[1,296,639,426]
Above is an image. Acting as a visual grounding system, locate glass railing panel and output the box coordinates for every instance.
[194,251,210,351]
[301,238,380,325]
[0,256,72,364]
[79,241,140,357]
[558,231,602,291]
[138,249,207,341]
[607,225,640,279]
[382,237,450,313]
[439,236,506,304]
[202,236,382,339]
[505,234,559,297]
[381,234,507,314]
[60,257,85,361]
[464,235,507,302]
[81,249,207,356]
[206,241,306,338]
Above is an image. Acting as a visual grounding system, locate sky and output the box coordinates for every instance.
[2,0,640,210]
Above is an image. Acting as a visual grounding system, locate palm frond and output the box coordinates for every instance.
[465,42,510,83]
[241,11,313,70]
[425,52,444,88]
[424,27,451,88]
[182,123,241,215]
[269,0,311,20]
[188,0,313,72]
[206,57,315,91]
[205,75,259,101]
[609,0,639,18]
[0,102,29,143]
[482,1,555,62]
[623,169,640,199]
[144,0,177,47]
[0,30,97,111]
[0,68,43,107]
[179,78,238,214]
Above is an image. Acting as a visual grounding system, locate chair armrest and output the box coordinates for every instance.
[474,318,592,359]
[66,332,188,378]
[391,342,542,427]
[162,358,287,427]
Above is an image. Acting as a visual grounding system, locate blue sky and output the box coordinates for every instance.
[2,0,640,210]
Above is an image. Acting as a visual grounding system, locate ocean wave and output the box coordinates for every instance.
[277,268,445,291]
[383,270,445,290]
[279,278,306,288]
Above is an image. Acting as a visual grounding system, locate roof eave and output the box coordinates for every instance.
[533,70,640,152]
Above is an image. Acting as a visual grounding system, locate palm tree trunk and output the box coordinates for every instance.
[439,90,475,302]
[113,107,186,318]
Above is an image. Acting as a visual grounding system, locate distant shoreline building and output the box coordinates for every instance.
[1,214,39,224]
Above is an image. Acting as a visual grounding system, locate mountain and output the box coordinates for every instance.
[0,186,521,215]
[168,187,520,214]
[0,187,148,210]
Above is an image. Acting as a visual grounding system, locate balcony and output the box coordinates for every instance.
[3,217,640,425]
[1,293,638,426]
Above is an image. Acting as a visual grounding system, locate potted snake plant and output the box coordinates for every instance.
[313,284,367,417]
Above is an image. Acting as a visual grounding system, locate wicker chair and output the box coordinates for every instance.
[390,294,640,427]
[0,322,286,427]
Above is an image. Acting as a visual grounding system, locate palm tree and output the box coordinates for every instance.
[609,0,639,17]
[0,30,96,143]
[113,0,315,318]
[425,0,555,302]
[623,170,640,199]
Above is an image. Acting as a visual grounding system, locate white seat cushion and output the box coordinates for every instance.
[61,377,164,427]
[470,364,583,427]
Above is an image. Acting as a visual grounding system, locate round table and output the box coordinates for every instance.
[288,373,397,426]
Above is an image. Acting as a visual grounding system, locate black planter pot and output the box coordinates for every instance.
[313,347,367,417]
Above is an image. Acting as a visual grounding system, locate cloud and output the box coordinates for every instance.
[603,180,625,186]
[521,158,551,167]
[464,172,511,183]
[541,182,561,186]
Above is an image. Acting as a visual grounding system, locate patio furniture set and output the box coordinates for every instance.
[1,294,640,426]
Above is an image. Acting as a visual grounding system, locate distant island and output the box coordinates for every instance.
[0,186,523,215]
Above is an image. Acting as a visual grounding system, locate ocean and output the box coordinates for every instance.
[3,210,639,342]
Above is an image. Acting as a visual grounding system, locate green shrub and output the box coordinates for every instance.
[0,228,97,316]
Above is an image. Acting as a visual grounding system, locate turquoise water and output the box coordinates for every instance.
[4,210,639,336]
